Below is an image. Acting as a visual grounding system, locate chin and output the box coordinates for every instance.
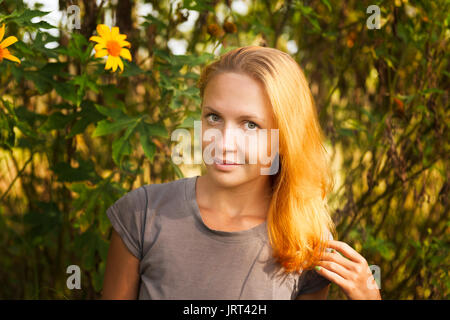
[207,166,261,187]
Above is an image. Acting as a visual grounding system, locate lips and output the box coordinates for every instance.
[213,158,241,165]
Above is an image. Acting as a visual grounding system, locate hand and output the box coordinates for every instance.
[314,240,382,300]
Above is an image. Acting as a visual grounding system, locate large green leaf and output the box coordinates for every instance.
[67,101,104,138]
[94,104,126,121]
[92,117,138,137]
[40,111,76,132]
[53,81,78,104]
[52,157,100,183]
[138,123,156,162]
[111,120,140,166]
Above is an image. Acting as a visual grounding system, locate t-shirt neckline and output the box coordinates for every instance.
[185,175,268,242]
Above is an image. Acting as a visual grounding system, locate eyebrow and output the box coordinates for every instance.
[203,106,265,123]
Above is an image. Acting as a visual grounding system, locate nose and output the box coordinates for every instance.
[215,125,247,164]
[221,126,239,152]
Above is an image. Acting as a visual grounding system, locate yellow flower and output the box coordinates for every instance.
[89,24,132,72]
[0,24,20,64]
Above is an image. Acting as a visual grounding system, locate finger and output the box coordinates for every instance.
[325,240,366,264]
[316,260,353,280]
[320,252,357,272]
[314,265,349,290]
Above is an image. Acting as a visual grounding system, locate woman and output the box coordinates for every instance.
[101,46,381,300]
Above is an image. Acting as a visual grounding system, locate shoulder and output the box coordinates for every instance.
[113,177,189,208]
[106,176,193,227]
[142,176,191,208]
[106,186,148,227]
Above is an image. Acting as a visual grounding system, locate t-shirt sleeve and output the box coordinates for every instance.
[106,186,147,260]
[296,268,331,296]
[296,231,334,296]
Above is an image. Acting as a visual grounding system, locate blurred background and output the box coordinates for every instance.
[0,0,448,299]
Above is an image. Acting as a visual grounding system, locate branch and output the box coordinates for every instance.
[0,151,34,203]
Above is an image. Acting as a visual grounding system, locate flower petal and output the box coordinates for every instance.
[0,24,5,43]
[3,53,21,64]
[94,43,106,52]
[89,36,106,44]
[117,57,124,72]
[111,27,120,39]
[0,36,18,49]
[111,56,119,72]
[117,34,127,41]
[95,49,108,58]
[96,24,111,40]
[119,48,132,61]
[105,55,114,70]
[118,40,131,48]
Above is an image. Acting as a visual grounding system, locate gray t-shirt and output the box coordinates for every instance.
[106,175,332,299]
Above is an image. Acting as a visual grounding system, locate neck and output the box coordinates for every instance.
[197,174,273,221]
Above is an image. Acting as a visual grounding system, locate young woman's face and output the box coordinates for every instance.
[201,71,278,187]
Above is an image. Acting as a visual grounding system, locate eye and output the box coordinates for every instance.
[205,113,220,123]
[245,121,259,131]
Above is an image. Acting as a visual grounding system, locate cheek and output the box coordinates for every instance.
[245,136,259,163]
[241,132,269,165]
[254,130,277,166]
[200,120,213,149]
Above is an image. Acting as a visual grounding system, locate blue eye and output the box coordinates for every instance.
[245,121,259,130]
[206,113,220,122]
[205,113,260,130]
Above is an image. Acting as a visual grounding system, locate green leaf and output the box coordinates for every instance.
[92,117,138,137]
[177,109,201,129]
[182,0,215,12]
[111,120,140,165]
[23,201,62,246]
[120,60,146,77]
[98,84,125,107]
[305,15,321,31]
[294,2,321,31]
[94,104,126,120]
[13,9,51,25]
[23,72,52,94]
[34,20,56,29]
[420,88,445,95]
[72,74,97,106]
[338,128,355,137]
[145,122,169,138]
[361,108,375,123]
[15,119,39,139]
[321,0,332,11]
[112,135,131,166]
[53,81,78,104]
[178,116,196,129]
[52,158,99,183]
[141,14,168,32]
[138,123,156,162]
[344,119,366,132]
[67,101,104,138]
[153,48,172,63]
[169,91,183,109]
[93,261,106,292]
[40,111,77,132]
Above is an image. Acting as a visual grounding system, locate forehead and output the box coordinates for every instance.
[202,72,274,123]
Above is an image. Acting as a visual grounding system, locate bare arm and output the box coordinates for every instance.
[101,229,140,299]
[295,283,330,300]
